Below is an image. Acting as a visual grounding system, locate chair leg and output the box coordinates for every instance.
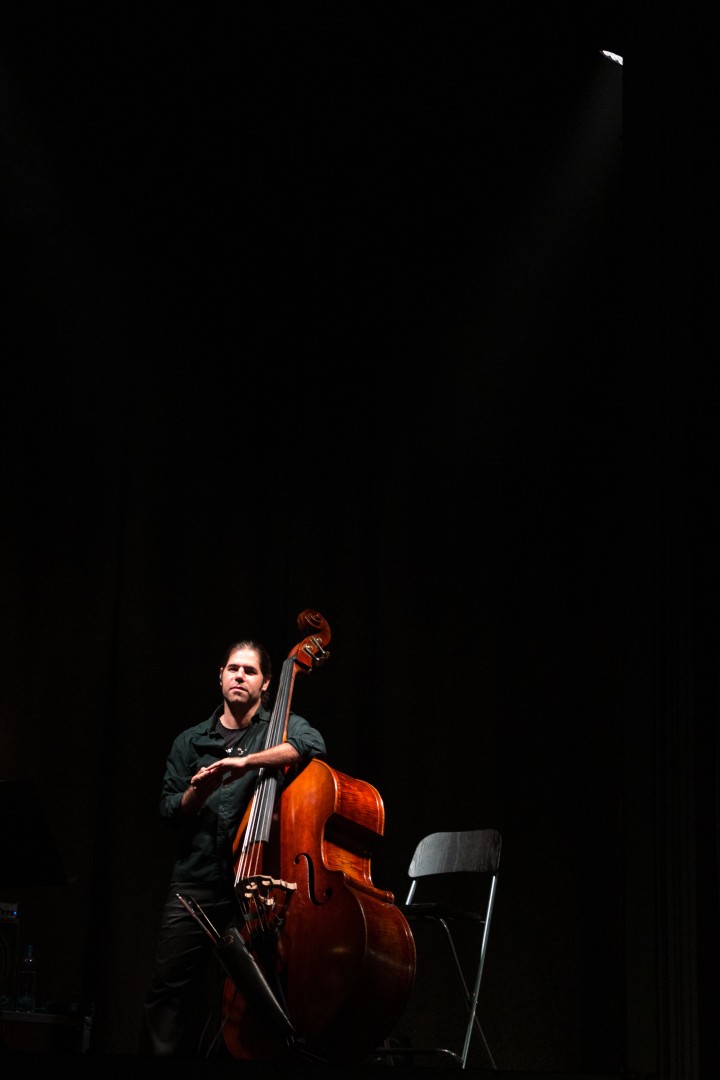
[457,874,499,1068]
[471,1014,497,1070]
[439,913,497,1063]
[456,932,496,1068]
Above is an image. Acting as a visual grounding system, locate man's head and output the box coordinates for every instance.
[219,640,273,710]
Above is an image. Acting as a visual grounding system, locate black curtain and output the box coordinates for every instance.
[1,4,717,1077]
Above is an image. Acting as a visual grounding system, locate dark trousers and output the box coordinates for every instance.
[139,882,236,1057]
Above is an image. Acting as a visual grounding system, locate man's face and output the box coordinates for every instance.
[220,647,269,710]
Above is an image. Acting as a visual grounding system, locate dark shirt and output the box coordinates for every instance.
[159,704,326,884]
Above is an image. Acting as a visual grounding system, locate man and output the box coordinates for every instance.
[139,639,327,1057]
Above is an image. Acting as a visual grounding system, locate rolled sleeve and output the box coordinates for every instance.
[285,712,327,760]
[159,731,196,826]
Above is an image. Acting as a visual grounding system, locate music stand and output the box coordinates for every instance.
[0,778,69,889]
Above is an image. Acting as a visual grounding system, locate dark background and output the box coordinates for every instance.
[1,3,718,1077]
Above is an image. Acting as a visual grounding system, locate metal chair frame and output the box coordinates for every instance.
[377,828,502,1069]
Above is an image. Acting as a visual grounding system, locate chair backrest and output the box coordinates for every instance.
[408,829,502,880]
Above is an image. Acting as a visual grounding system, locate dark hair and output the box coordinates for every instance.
[220,640,273,708]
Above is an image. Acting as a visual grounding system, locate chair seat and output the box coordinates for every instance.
[401,902,487,923]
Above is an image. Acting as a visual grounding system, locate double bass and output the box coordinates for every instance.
[215,610,416,1062]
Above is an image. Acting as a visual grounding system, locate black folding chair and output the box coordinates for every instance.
[376,828,502,1069]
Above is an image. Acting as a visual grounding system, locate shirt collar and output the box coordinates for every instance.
[206,703,270,732]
